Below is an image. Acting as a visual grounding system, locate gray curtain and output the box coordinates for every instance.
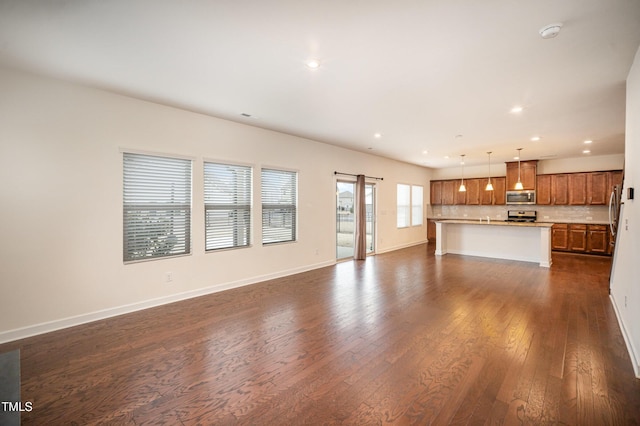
[354,174,367,260]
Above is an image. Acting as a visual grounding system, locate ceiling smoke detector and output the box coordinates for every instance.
[539,23,563,39]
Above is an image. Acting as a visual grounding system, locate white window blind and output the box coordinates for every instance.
[204,162,252,251]
[412,185,423,226]
[262,168,297,244]
[123,153,192,262]
[397,184,411,228]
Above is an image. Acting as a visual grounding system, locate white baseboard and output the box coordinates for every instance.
[609,295,640,378]
[0,259,335,344]
[376,239,427,254]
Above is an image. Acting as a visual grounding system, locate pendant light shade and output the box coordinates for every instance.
[485,151,494,191]
[458,154,466,192]
[515,148,524,190]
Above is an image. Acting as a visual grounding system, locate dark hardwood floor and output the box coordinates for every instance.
[1,243,639,425]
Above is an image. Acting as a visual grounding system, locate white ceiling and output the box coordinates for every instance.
[1,0,639,169]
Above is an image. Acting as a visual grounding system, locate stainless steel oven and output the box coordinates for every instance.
[506,190,536,205]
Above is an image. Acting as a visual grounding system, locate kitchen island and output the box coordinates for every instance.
[434,219,554,267]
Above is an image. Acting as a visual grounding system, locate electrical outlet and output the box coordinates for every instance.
[165,272,173,283]
[463,214,468,217]
[586,216,593,220]
[543,215,549,219]
[625,296,628,308]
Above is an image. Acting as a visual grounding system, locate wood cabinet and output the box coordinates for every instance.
[587,225,609,254]
[551,224,569,251]
[430,176,506,206]
[568,223,588,252]
[430,181,442,205]
[609,170,623,195]
[427,219,437,240]
[568,173,587,205]
[552,223,610,255]
[493,177,506,205]
[506,160,537,191]
[441,180,456,205]
[465,178,481,205]
[537,175,551,205]
[587,172,609,205]
[455,181,467,205]
[431,169,621,208]
[552,174,569,205]
[537,174,568,205]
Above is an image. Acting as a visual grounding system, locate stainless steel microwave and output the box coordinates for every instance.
[506,190,536,205]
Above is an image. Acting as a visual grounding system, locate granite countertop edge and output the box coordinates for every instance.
[434,219,554,228]
[429,217,609,225]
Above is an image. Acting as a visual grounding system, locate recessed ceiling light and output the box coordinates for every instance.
[539,23,563,39]
[510,106,524,114]
[514,156,520,160]
[583,149,591,154]
[531,136,541,141]
[444,156,450,159]
[584,140,593,144]
[374,133,382,139]
[306,59,320,69]
[422,150,428,155]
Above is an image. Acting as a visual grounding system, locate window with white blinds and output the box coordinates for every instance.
[412,185,423,226]
[397,184,423,228]
[397,184,411,228]
[204,162,252,251]
[123,152,192,262]
[262,168,297,244]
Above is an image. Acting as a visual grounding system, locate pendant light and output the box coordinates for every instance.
[514,148,524,190]
[458,154,466,192]
[485,151,494,191]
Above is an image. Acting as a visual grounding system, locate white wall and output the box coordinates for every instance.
[610,45,640,377]
[0,67,432,341]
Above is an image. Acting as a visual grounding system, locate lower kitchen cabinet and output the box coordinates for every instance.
[552,223,610,255]
[568,224,588,252]
[427,219,437,240]
[587,225,609,254]
[551,224,568,250]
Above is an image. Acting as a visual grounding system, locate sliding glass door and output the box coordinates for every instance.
[336,181,375,260]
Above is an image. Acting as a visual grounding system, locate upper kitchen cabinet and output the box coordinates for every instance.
[441,180,456,205]
[568,173,588,205]
[537,174,568,205]
[492,177,506,205]
[587,172,609,205]
[568,171,619,205]
[455,181,467,205]
[464,178,481,205]
[430,180,442,205]
[609,170,623,194]
[506,160,537,191]
[478,177,505,205]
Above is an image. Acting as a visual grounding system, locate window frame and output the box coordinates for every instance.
[397,183,423,228]
[123,151,193,263]
[261,168,298,245]
[204,161,253,252]
[397,183,411,228]
[411,184,424,226]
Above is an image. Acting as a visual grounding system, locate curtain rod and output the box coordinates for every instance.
[334,171,383,181]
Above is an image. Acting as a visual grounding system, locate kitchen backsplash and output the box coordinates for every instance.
[429,204,610,223]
